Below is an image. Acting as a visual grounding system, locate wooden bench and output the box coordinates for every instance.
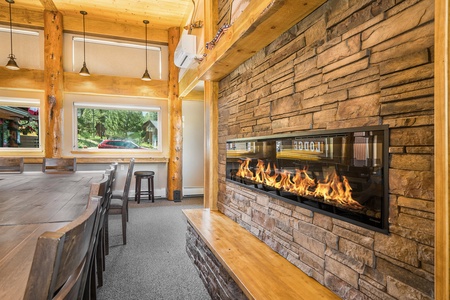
[183,209,340,300]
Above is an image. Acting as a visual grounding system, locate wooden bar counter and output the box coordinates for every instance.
[0,172,102,300]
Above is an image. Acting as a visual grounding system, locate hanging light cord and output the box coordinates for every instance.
[8,0,14,57]
[82,12,86,64]
[145,21,148,71]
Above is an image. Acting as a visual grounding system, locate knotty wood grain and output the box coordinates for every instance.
[167,27,182,201]
[183,209,340,300]
[434,0,450,298]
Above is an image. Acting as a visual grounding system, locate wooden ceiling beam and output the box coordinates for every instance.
[179,68,200,98]
[64,72,168,99]
[39,0,58,11]
[197,0,327,81]
[0,67,168,99]
[184,89,204,101]
[0,67,45,91]
[0,5,168,44]
[63,15,168,44]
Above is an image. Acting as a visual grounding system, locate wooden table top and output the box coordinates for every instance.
[0,172,102,300]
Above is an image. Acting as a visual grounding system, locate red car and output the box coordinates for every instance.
[98,140,144,149]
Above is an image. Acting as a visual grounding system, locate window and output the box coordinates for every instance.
[74,103,160,151]
[0,99,40,149]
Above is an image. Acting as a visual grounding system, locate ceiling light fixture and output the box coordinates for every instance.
[79,11,90,76]
[5,0,19,70]
[141,20,151,81]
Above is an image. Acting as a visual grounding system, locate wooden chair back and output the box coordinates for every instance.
[24,196,100,300]
[43,158,77,173]
[122,158,135,208]
[107,158,135,245]
[109,162,118,192]
[0,157,24,173]
[86,175,111,295]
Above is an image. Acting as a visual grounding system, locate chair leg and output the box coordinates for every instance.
[135,176,140,203]
[87,258,97,300]
[96,230,104,287]
[126,199,129,222]
[105,215,110,255]
[150,176,154,202]
[122,211,127,245]
[147,177,151,201]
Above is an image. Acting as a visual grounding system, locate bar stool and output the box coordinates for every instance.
[134,171,155,203]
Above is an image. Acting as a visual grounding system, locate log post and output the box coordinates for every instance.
[43,10,64,158]
[167,27,181,201]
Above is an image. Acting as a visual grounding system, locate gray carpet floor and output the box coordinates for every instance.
[98,197,211,300]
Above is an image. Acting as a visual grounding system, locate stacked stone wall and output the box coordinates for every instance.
[217,0,435,299]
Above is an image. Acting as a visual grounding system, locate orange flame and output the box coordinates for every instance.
[235,158,363,210]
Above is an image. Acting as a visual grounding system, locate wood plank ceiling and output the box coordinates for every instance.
[0,0,193,43]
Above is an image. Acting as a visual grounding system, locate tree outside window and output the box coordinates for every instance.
[75,106,159,150]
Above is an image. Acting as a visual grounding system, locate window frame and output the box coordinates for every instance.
[0,97,42,152]
[73,102,162,153]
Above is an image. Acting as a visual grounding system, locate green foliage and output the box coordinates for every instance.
[76,107,158,149]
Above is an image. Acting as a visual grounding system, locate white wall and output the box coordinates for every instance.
[182,100,204,196]
[63,33,168,80]
[0,27,43,70]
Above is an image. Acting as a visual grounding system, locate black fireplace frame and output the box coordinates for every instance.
[226,125,390,234]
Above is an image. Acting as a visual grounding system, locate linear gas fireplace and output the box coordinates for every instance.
[226,126,389,233]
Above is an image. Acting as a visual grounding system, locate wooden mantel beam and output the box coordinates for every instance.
[197,0,326,81]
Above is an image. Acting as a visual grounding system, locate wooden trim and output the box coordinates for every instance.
[435,0,450,298]
[43,10,64,158]
[22,157,168,164]
[167,27,182,201]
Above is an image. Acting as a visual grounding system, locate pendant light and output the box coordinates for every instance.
[5,0,19,70]
[79,11,90,76]
[141,20,151,81]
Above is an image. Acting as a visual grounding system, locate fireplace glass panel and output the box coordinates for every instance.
[226,126,389,232]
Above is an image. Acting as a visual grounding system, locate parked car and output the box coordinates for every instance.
[98,140,144,149]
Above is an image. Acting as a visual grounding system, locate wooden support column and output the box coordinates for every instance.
[435,0,450,298]
[43,10,64,158]
[204,81,218,210]
[203,0,219,209]
[167,27,181,201]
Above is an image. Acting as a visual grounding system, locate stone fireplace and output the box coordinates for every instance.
[217,0,434,299]
[226,126,389,233]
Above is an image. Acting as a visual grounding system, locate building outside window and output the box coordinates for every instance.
[0,100,40,149]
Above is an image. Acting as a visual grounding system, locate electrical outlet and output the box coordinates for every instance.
[121,164,125,171]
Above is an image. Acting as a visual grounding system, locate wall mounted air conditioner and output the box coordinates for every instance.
[174,33,196,68]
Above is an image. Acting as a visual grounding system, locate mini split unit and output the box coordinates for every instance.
[174,32,196,68]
